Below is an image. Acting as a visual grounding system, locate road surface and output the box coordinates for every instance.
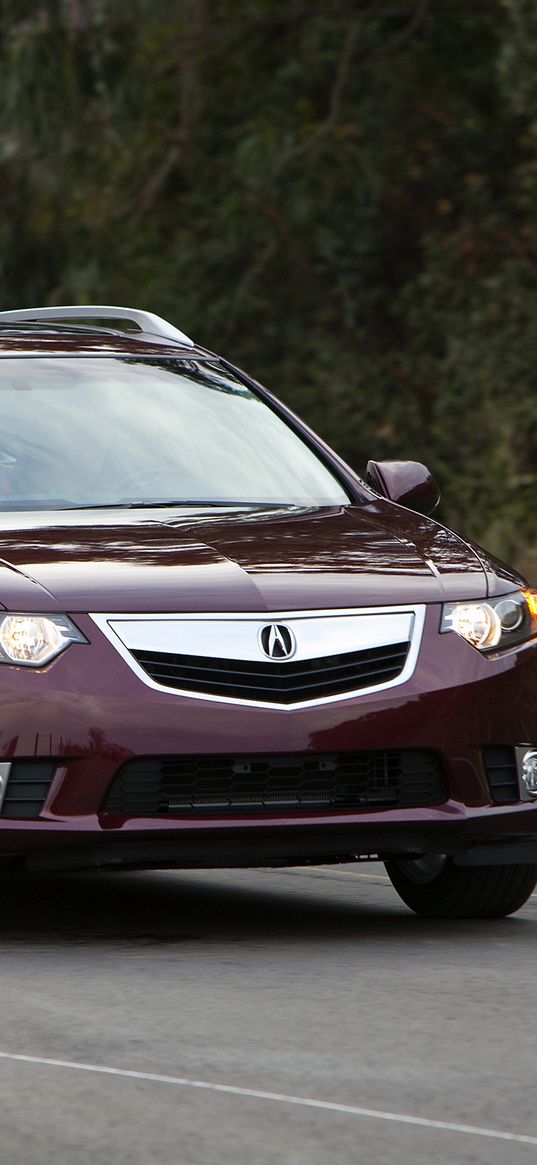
[0,862,534,1163]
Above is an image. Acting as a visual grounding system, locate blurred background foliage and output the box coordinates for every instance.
[0,0,536,571]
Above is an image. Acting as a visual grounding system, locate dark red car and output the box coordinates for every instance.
[0,304,536,918]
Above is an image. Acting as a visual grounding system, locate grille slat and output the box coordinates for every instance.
[104,751,446,816]
[483,746,519,804]
[138,666,402,699]
[133,642,409,704]
[135,643,407,680]
[143,657,403,685]
[1,762,55,819]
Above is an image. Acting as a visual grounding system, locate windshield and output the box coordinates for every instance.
[0,357,350,511]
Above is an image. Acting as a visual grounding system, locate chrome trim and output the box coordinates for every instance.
[100,609,414,664]
[90,605,426,710]
[0,763,11,813]
[515,745,537,801]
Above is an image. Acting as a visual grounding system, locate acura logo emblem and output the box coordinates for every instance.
[259,623,296,660]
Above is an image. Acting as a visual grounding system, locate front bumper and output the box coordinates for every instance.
[1,607,537,871]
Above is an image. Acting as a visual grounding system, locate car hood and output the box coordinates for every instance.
[0,502,518,613]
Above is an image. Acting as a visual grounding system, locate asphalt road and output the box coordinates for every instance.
[0,862,536,1164]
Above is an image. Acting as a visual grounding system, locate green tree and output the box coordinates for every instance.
[0,0,536,568]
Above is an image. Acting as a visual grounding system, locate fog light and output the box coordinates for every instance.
[520,749,537,797]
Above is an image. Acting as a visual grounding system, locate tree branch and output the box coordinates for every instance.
[224,238,278,332]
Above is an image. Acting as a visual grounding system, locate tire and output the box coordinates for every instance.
[384,854,537,919]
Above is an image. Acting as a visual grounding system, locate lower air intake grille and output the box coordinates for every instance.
[104,751,446,816]
[1,762,56,819]
[131,642,410,704]
[483,746,519,804]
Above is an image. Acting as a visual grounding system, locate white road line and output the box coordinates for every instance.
[301,866,537,895]
[0,1051,535,1147]
[316,869,391,882]
[294,867,391,882]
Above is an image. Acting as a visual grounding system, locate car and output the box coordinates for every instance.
[0,303,536,918]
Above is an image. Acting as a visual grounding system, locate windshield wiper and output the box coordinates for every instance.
[60,500,290,511]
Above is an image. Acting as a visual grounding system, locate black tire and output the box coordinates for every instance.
[384,854,537,918]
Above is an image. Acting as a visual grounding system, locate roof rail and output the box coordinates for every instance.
[0,306,194,346]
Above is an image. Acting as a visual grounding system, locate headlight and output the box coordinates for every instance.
[441,590,537,652]
[0,614,87,666]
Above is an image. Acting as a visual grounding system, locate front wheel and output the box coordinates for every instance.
[384,854,537,918]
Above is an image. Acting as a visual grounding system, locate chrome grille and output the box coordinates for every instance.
[132,642,409,704]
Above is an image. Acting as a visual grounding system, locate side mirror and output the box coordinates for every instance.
[365,459,440,515]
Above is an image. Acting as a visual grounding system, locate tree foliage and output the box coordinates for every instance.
[0,0,536,567]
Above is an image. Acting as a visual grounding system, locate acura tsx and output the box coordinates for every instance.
[0,304,536,918]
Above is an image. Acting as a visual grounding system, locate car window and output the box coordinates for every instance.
[0,357,350,510]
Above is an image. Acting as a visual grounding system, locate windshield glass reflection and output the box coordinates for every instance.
[0,357,349,511]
